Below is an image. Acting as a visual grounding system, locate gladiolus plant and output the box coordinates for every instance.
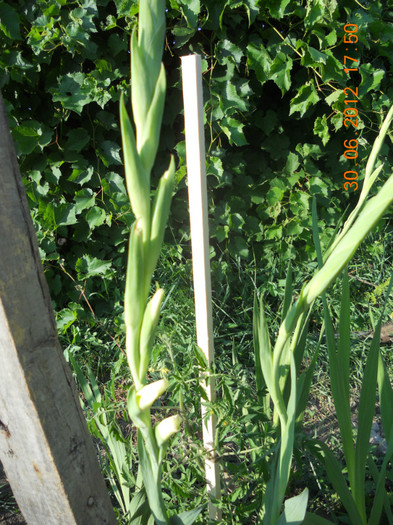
[119,1,202,523]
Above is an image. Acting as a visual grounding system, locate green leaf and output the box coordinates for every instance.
[265,224,283,240]
[86,206,106,229]
[206,156,224,180]
[52,72,92,114]
[302,46,328,66]
[169,506,205,525]
[284,152,300,175]
[286,221,303,236]
[56,308,77,333]
[325,89,343,107]
[270,52,293,95]
[74,188,95,214]
[275,488,308,525]
[289,81,319,117]
[75,254,112,278]
[229,235,249,258]
[104,171,127,196]
[313,115,330,146]
[354,319,380,513]
[303,512,335,524]
[220,117,248,146]
[68,165,94,185]
[223,81,250,113]
[66,128,90,152]
[316,442,363,524]
[0,3,22,40]
[325,29,337,46]
[129,488,152,524]
[321,54,345,84]
[266,179,286,205]
[359,64,385,97]
[216,38,243,66]
[108,32,128,55]
[246,40,272,84]
[259,109,278,136]
[244,0,259,24]
[304,3,324,28]
[100,140,122,166]
[54,203,78,226]
[268,0,291,19]
[137,433,168,525]
[12,120,53,155]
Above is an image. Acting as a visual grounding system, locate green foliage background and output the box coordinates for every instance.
[1,0,393,349]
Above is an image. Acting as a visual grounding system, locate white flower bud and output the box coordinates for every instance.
[136,378,168,411]
[155,415,182,448]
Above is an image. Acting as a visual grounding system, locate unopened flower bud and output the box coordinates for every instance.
[136,378,168,411]
[155,414,182,448]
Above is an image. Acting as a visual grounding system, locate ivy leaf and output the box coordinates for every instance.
[268,0,291,19]
[265,225,283,240]
[330,112,343,132]
[266,180,286,206]
[178,0,200,27]
[52,72,92,114]
[220,117,248,146]
[325,89,343,107]
[270,52,292,95]
[229,235,249,259]
[216,39,243,66]
[12,121,53,155]
[359,64,385,97]
[54,203,78,226]
[284,152,300,175]
[104,171,127,196]
[261,134,290,161]
[247,40,272,85]
[286,221,304,236]
[302,46,328,66]
[295,143,323,160]
[223,81,249,113]
[56,308,77,333]
[66,128,90,152]
[86,206,106,229]
[289,81,319,117]
[308,176,329,197]
[108,33,128,56]
[68,165,94,185]
[290,192,309,217]
[74,188,95,214]
[244,0,259,25]
[325,29,337,46]
[99,140,122,166]
[0,3,22,40]
[313,115,330,146]
[321,53,345,83]
[75,255,112,278]
[259,109,278,136]
[304,3,324,28]
[206,156,224,181]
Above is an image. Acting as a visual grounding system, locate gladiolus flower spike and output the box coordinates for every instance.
[119,1,186,524]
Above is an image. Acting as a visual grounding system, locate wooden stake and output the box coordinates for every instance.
[0,92,117,525]
[181,54,221,521]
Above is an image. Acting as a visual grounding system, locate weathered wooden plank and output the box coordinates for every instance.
[0,92,117,525]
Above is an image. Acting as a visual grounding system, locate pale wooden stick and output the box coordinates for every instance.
[181,54,221,521]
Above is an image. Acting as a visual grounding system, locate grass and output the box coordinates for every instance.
[52,212,393,524]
